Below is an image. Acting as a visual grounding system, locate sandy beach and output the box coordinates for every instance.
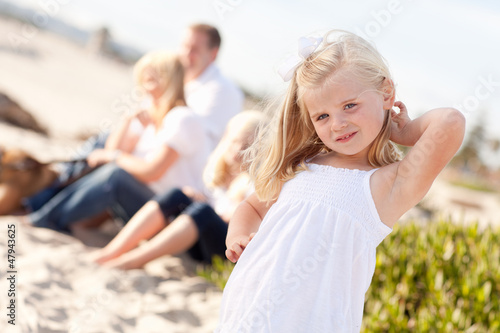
[0,17,499,333]
[0,217,222,333]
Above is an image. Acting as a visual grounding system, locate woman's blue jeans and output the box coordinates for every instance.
[24,131,109,212]
[29,163,154,231]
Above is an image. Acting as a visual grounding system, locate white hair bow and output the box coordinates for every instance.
[277,36,323,82]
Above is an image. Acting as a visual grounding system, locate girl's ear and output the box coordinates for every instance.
[382,78,395,110]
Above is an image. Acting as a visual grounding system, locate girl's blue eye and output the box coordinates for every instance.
[345,103,356,110]
[317,114,328,121]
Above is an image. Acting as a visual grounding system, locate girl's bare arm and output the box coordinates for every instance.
[225,193,275,263]
[373,103,466,227]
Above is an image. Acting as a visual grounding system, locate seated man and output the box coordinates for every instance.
[180,23,244,150]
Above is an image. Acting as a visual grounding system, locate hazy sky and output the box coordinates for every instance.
[8,0,500,145]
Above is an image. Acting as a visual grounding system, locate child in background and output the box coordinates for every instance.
[91,110,265,269]
[216,30,465,332]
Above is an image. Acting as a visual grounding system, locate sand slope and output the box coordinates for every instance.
[0,218,222,333]
[0,18,133,140]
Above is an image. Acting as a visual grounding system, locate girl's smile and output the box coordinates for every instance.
[335,131,357,143]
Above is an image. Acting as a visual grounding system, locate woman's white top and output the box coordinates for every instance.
[129,106,211,194]
[215,163,392,333]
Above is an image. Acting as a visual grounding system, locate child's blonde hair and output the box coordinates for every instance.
[249,30,401,202]
[204,110,266,189]
[133,51,186,125]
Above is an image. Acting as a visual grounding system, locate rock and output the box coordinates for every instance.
[0,91,48,135]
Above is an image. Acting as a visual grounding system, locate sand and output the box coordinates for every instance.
[0,218,222,333]
[0,18,133,141]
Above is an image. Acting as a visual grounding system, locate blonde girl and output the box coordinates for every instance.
[216,30,465,332]
[91,110,265,269]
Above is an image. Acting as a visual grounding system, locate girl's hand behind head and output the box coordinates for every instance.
[389,101,412,146]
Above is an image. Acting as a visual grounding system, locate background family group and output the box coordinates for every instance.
[4,23,260,271]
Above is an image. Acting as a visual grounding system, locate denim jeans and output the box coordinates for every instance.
[24,132,109,212]
[29,163,154,231]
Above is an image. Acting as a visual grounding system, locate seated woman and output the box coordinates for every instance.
[27,51,211,232]
[91,110,265,269]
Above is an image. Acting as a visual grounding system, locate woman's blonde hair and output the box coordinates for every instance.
[249,30,401,202]
[133,51,186,126]
[204,110,266,189]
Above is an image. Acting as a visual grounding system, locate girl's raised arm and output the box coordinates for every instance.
[225,193,274,263]
[373,102,466,227]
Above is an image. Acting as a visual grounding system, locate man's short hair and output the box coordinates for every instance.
[189,23,221,49]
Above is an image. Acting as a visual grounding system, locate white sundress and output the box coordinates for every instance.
[215,163,392,333]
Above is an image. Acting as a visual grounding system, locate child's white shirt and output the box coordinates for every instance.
[215,163,392,333]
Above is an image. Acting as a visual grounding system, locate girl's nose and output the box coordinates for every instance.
[330,115,348,132]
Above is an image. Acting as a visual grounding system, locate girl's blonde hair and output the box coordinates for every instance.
[133,51,186,126]
[249,30,401,202]
[204,110,266,189]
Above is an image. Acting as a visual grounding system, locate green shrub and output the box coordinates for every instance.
[449,180,498,193]
[363,220,500,332]
[198,220,500,331]
[197,255,235,291]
